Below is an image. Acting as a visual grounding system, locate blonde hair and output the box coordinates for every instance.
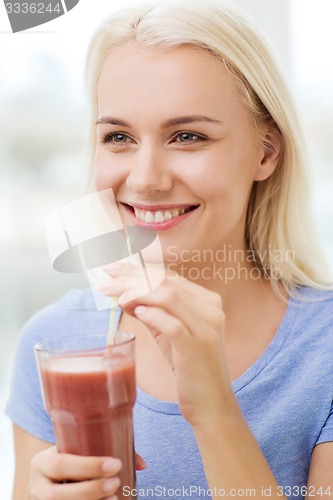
[85,0,332,296]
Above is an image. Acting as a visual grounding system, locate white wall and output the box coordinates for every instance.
[231,0,291,74]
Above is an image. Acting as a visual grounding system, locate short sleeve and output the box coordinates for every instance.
[5,310,56,443]
[316,402,333,445]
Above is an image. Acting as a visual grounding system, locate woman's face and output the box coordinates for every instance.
[95,43,276,261]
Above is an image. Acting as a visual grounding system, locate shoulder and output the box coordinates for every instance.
[19,288,110,349]
[290,287,333,328]
[6,289,111,441]
[287,286,333,354]
[12,287,110,378]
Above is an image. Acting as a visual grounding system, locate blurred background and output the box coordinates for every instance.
[0,0,332,497]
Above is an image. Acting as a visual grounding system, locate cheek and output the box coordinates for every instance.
[207,145,258,203]
[201,162,253,224]
[93,148,122,191]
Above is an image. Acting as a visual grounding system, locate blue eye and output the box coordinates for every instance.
[113,134,127,142]
[173,131,208,145]
[177,132,199,142]
[102,133,132,144]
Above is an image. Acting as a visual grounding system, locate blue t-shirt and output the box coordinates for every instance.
[6,287,333,498]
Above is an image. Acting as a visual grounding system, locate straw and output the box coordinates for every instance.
[107,231,132,345]
[107,308,118,345]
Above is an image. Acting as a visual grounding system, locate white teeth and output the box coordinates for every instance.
[154,211,165,223]
[144,211,155,223]
[132,206,191,224]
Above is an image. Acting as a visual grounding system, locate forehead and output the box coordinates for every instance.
[97,42,243,119]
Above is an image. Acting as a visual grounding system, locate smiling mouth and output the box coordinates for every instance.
[122,203,199,224]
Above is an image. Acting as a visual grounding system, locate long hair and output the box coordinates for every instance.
[85,0,332,295]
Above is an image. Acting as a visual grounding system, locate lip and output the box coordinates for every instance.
[122,202,195,211]
[120,202,199,231]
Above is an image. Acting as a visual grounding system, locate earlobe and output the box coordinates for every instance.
[254,127,282,181]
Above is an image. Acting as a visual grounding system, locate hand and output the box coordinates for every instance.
[28,446,146,500]
[100,263,235,427]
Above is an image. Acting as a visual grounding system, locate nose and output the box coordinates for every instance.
[126,143,173,194]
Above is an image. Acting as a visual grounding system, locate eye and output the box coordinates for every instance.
[173,131,207,144]
[102,133,134,145]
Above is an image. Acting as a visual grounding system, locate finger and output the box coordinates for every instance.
[99,274,147,297]
[99,277,150,306]
[141,321,175,368]
[102,264,224,334]
[135,453,148,470]
[123,281,223,337]
[133,305,189,367]
[111,266,221,314]
[103,261,222,308]
[46,475,121,500]
[134,305,190,346]
[103,261,141,277]
[134,305,227,390]
[102,261,218,310]
[35,450,122,481]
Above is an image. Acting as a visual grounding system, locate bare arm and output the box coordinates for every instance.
[193,422,333,499]
[194,411,284,498]
[12,424,52,500]
[306,442,333,499]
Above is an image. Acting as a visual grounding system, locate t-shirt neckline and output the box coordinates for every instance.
[231,295,296,394]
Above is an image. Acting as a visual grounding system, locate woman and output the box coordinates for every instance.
[7,0,333,498]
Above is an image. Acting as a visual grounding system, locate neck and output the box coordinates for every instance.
[165,250,280,318]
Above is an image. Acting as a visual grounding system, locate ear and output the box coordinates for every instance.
[254,125,282,181]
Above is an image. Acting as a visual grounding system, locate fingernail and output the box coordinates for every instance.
[104,477,121,493]
[102,458,122,473]
[134,306,146,316]
[136,455,148,470]
[103,262,122,274]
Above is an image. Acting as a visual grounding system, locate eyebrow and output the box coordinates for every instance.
[95,115,222,127]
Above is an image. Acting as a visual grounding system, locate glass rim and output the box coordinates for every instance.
[34,331,135,355]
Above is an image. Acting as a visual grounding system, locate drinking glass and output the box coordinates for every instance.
[35,332,136,499]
